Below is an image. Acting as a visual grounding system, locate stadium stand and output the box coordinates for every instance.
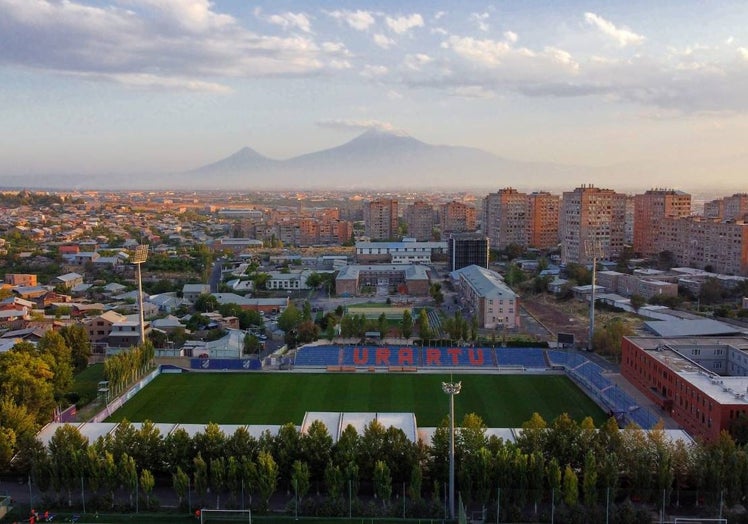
[294,346,342,366]
[496,348,547,368]
[420,347,495,367]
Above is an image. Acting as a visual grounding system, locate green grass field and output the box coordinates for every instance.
[107,372,606,427]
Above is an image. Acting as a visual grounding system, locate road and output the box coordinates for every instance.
[209,258,222,293]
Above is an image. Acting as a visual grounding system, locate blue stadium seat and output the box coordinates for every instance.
[294,345,342,366]
[496,348,548,368]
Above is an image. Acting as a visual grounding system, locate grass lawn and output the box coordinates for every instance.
[73,363,106,405]
[107,372,606,427]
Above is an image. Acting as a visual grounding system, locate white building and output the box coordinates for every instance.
[450,265,520,330]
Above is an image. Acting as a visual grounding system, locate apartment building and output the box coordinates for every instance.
[561,185,627,265]
[704,193,748,221]
[451,264,519,329]
[528,191,560,249]
[483,188,529,249]
[440,201,477,234]
[364,199,398,240]
[403,201,435,241]
[633,189,691,257]
[660,217,748,275]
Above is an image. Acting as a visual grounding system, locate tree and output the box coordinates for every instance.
[253,450,279,512]
[417,309,431,339]
[36,331,74,398]
[630,294,646,312]
[173,466,190,509]
[377,312,388,337]
[429,283,444,305]
[291,460,310,504]
[592,318,634,357]
[325,462,345,501]
[300,420,332,488]
[59,324,92,372]
[243,333,262,355]
[194,293,219,313]
[0,350,55,423]
[140,468,155,509]
[277,302,302,333]
[401,310,413,339]
[582,450,598,507]
[562,464,578,507]
[373,460,392,506]
[305,272,323,289]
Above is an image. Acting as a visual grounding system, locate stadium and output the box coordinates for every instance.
[39,345,666,446]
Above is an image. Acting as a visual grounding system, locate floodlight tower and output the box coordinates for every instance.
[442,379,462,519]
[585,240,602,352]
[131,244,149,345]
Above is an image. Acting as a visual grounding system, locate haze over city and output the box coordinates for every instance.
[2,0,748,192]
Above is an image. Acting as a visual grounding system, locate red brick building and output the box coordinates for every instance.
[621,336,748,442]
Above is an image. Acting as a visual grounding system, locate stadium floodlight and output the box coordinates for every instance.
[131,244,149,345]
[585,240,602,352]
[442,379,461,520]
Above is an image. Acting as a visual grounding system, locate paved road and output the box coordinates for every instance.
[209,258,222,293]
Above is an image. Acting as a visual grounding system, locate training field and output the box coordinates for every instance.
[107,372,607,427]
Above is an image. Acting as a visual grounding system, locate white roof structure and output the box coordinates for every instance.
[37,419,694,448]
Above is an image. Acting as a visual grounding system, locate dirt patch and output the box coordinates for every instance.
[523,294,591,346]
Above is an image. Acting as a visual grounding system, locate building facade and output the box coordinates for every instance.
[561,185,627,265]
[528,191,560,249]
[621,336,748,442]
[440,201,477,234]
[447,233,489,272]
[633,189,691,257]
[659,217,748,275]
[451,265,520,329]
[483,188,529,250]
[404,201,435,241]
[364,199,399,240]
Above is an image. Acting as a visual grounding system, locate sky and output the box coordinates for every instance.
[1,0,748,191]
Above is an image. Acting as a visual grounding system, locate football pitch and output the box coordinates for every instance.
[107,372,607,427]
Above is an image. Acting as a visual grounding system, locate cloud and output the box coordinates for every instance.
[469,12,490,32]
[360,65,389,78]
[403,54,434,71]
[584,12,644,47]
[386,14,424,35]
[326,9,375,31]
[80,72,233,93]
[373,34,395,49]
[264,12,312,33]
[0,0,347,91]
[316,119,397,132]
[451,85,495,99]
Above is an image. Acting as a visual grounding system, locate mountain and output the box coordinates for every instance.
[174,128,591,191]
[189,146,279,174]
[0,130,595,191]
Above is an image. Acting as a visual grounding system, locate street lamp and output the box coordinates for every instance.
[131,244,149,345]
[442,379,462,519]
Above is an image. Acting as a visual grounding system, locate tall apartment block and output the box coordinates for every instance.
[659,217,748,275]
[704,193,748,222]
[633,189,691,257]
[448,233,489,272]
[483,188,529,249]
[404,201,435,241]
[364,199,398,240]
[561,184,626,265]
[440,201,477,234]
[528,191,560,249]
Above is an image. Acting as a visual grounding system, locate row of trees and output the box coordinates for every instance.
[24,411,748,521]
[102,342,156,398]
